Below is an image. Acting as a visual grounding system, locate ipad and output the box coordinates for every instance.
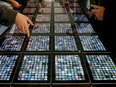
[17,55,49,81]
[54,23,72,33]
[32,23,50,33]
[26,36,50,51]
[75,23,95,33]
[0,36,25,51]
[55,36,78,51]
[72,14,89,22]
[79,36,106,51]
[54,14,69,21]
[55,55,85,81]
[36,14,51,21]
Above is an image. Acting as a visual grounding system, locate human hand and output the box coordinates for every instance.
[91,5,105,20]
[87,11,96,18]
[15,13,33,37]
[11,0,22,9]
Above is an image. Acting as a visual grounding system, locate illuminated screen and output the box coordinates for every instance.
[75,23,95,33]
[26,36,50,51]
[26,3,38,7]
[55,36,78,51]
[36,14,51,21]
[54,8,67,13]
[54,14,69,21]
[32,23,50,33]
[69,3,80,7]
[9,24,30,34]
[0,36,25,51]
[22,8,36,13]
[0,55,18,80]
[17,55,48,81]
[55,55,85,80]
[54,23,72,33]
[54,2,62,7]
[39,8,51,13]
[70,8,83,13]
[86,55,116,80]
[72,14,89,22]
[79,36,106,51]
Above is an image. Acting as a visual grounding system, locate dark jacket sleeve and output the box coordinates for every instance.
[0,4,18,22]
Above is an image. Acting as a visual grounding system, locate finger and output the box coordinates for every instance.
[25,24,30,37]
[21,25,25,34]
[93,5,102,9]
[87,11,91,15]
[17,5,19,8]
[19,4,22,6]
[27,18,33,26]
[89,13,93,18]
[91,9,98,14]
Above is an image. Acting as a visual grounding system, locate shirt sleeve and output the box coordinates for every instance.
[0,4,18,22]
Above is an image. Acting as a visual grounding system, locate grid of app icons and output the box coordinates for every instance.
[54,8,67,13]
[26,36,50,51]
[70,8,83,13]
[54,14,69,21]
[79,36,106,51]
[36,14,51,21]
[86,55,116,80]
[55,55,85,80]
[45,2,52,7]
[72,14,89,22]
[9,24,30,34]
[69,3,80,7]
[29,0,39,2]
[0,55,18,80]
[54,23,72,33]
[55,36,78,51]
[75,23,95,33]
[17,55,48,81]
[54,2,62,7]
[39,8,51,13]
[24,14,33,21]
[26,3,38,7]
[0,36,25,51]
[22,8,36,13]
[32,23,50,33]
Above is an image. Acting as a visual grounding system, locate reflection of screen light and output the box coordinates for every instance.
[79,36,106,51]
[86,55,116,80]
[26,36,49,51]
[17,55,48,81]
[55,55,85,81]
[0,55,18,80]
[55,36,78,51]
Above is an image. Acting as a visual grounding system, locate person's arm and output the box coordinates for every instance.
[91,5,105,20]
[0,4,33,37]
[0,4,18,22]
[2,0,22,9]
